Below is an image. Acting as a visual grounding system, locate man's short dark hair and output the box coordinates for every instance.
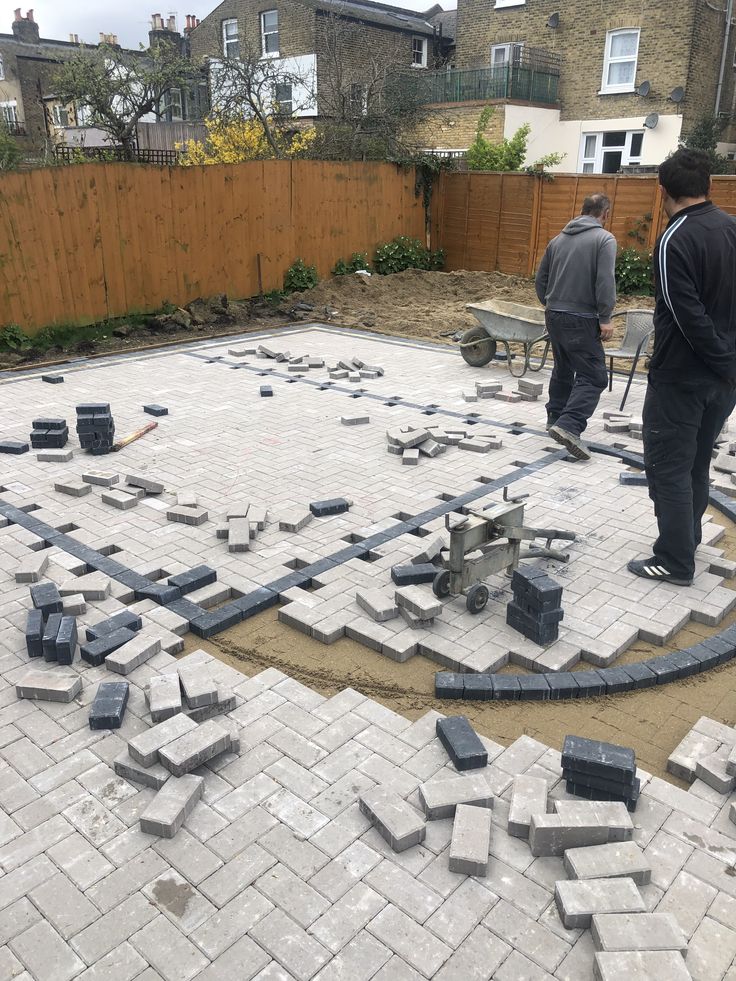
[581,194,611,218]
[659,148,711,200]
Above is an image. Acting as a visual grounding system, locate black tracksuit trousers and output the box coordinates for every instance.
[544,311,608,436]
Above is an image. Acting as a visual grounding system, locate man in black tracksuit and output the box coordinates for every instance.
[629,148,736,586]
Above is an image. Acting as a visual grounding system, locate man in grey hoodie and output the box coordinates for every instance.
[535,194,617,461]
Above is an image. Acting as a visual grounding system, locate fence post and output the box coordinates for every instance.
[648,181,664,250]
[527,174,543,277]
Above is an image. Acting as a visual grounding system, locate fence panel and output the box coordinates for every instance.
[0,160,424,333]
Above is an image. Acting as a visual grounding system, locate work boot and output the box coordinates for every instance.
[548,425,592,462]
[545,414,558,433]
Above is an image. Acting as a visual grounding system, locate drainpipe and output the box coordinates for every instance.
[716,0,734,116]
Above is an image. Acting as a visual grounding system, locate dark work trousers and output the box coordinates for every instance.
[643,377,736,579]
[544,311,608,436]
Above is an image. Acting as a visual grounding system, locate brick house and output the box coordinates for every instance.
[188,0,455,122]
[415,0,736,172]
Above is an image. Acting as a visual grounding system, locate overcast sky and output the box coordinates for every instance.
[7,1,453,49]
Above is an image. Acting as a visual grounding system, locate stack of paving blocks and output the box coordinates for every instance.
[668,716,736,814]
[76,402,115,455]
[507,566,564,645]
[167,492,209,526]
[395,584,441,628]
[603,411,632,434]
[30,417,68,449]
[562,735,641,811]
[80,609,143,666]
[329,355,384,381]
[27,583,78,665]
[516,378,544,401]
[222,505,268,551]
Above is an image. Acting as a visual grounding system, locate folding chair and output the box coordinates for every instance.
[606,309,654,411]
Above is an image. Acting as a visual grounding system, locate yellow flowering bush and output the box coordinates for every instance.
[178,116,316,164]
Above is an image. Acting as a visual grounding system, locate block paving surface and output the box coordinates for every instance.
[0,326,735,977]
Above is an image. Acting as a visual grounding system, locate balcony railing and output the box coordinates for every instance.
[399,51,561,108]
[2,120,27,137]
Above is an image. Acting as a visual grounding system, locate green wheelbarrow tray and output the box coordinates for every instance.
[461,299,551,377]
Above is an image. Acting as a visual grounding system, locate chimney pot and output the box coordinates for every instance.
[14,8,22,21]
[26,9,34,21]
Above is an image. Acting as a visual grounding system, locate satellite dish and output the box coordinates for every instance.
[643,112,659,129]
[546,12,560,28]
[636,80,651,97]
[669,86,685,103]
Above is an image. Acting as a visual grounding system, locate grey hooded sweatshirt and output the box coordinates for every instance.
[535,215,617,322]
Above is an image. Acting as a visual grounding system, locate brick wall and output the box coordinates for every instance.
[407,101,504,150]
[455,0,731,129]
[189,0,316,65]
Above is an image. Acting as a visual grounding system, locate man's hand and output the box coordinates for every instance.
[599,321,614,341]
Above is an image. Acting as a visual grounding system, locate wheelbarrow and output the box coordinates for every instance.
[460,299,551,378]
[432,489,576,613]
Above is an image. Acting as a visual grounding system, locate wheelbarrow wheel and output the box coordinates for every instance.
[432,570,451,599]
[466,583,489,614]
[460,327,497,367]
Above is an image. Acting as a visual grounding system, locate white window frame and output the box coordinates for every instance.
[0,101,18,125]
[222,18,239,60]
[491,42,524,67]
[0,54,4,82]
[600,28,640,95]
[261,11,280,58]
[51,104,69,127]
[494,0,525,8]
[274,82,293,115]
[411,36,428,68]
[579,129,644,173]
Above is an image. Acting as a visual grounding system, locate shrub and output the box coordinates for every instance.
[0,127,22,171]
[372,236,444,275]
[0,324,30,351]
[616,248,654,296]
[283,258,318,293]
[332,252,371,275]
[466,107,564,173]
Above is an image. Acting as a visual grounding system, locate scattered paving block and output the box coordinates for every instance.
[402,448,420,465]
[591,912,687,956]
[529,813,613,856]
[462,391,479,402]
[30,582,63,615]
[730,801,736,826]
[167,505,209,525]
[102,490,138,510]
[695,747,736,794]
[86,610,142,641]
[248,505,268,530]
[260,385,274,397]
[554,801,634,841]
[126,473,165,495]
[418,774,494,819]
[341,415,370,425]
[80,627,137,667]
[37,449,74,462]
[25,610,44,658]
[16,670,82,703]
[476,381,502,397]
[177,492,198,508]
[42,374,64,383]
[147,673,183,723]
[15,551,49,584]
[458,438,491,453]
[61,572,111,602]
[42,613,62,661]
[159,719,232,776]
[89,681,129,729]
[395,586,441,621]
[449,802,492,876]
[114,751,170,790]
[356,588,399,623]
[185,687,237,723]
[728,745,736,777]
[604,420,630,433]
[0,440,29,454]
[55,616,78,665]
[714,452,736,474]
[436,716,488,771]
[399,606,430,629]
[619,472,648,486]
[563,735,636,785]
[310,498,351,517]
[128,712,198,767]
[592,950,691,981]
[144,404,168,416]
[82,472,119,487]
[178,663,218,709]
[140,774,204,838]
[494,390,522,402]
[508,774,548,838]
[517,379,544,397]
[278,509,313,532]
[412,536,444,565]
[106,634,161,675]
[391,564,438,586]
[564,840,651,885]
[359,785,426,852]
[228,517,251,552]
[554,878,646,929]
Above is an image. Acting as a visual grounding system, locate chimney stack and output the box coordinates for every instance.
[11,7,39,42]
[166,14,177,32]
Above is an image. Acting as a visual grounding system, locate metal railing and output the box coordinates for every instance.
[399,55,561,107]
[54,145,184,166]
[2,121,27,137]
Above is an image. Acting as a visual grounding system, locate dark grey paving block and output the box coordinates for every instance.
[620,662,657,689]
[562,736,636,785]
[42,374,64,384]
[168,565,217,596]
[517,675,551,700]
[667,649,701,678]
[565,780,640,812]
[491,675,520,700]
[135,583,181,606]
[89,681,129,729]
[462,674,494,701]
[25,609,44,658]
[599,667,634,695]
[436,716,488,771]
[143,404,168,416]
[572,671,607,698]
[309,498,352,517]
[231,587,278,620]
[42,613,63,662]
[435,671,465,699]
[86,610,142,642]
[643,656,679,685]
[391,564,438,586]
[545,672,580,699]
[563,767,641,799]
[55,616,78,665]
[80,627,137,667]
[30,582,63,615]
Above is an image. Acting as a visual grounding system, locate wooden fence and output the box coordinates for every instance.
[0,161,424,333]
[432,171,736,277]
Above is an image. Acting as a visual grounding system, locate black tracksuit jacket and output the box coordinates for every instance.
[650,201,736,385]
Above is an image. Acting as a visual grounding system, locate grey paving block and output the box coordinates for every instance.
[554,801,634,841]
[418,774,494,819]
[61,594,86,616]
[402,448,420,465]
[185,687,238,723]
[139,774,204,838]
[695,747,736,794]
[563,840,651,885]
[16,670,82,703]
[114,750,170,790]
[668,728,721,783]
[395,586,442,621]
[359,785,426,852]
[59,572,110,601]
[80,627,137,667]
[436,716,488,771]
[82,471,119,487]
[728,744,736,776]
[126,473,164,494]
[448,802,492,876]
[593,950,692,981]
[341,414,370,425]
[555,878,646,929]
[54,479,92,497]
[37,448,73,462]
[15,551,49,584]
[356,588,399,623]
[102,489,138,510]
[508,773,548,838]
[279,509,313,532]
[159,719,233,777]
[178,662,219,709]
[167,504,209,525]
[147,672,182,723]
[105,634,161,675]
[128,712,198,767]
[591,912,687,955]
[228,517,251,552]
